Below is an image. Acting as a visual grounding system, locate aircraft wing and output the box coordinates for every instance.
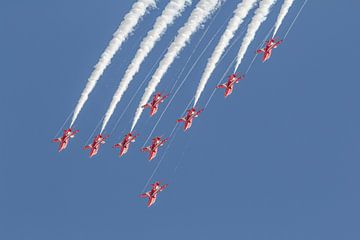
[216,83,227,89]
[176,118,186,123]
[140,192,150,198]
[71,130,79,136]
[83,144,92,150]
[142,146,151,152]
[159,184,168,192]
[196,109,204,116]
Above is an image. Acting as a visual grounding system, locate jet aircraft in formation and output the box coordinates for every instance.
[53,32,285,207]
[142,136,168,161]
[84,134,109,158]
[256,37,283,62]
[177,107,203,131]
[216,73,245,97]
[142,92,169,117]
[52,128,79,152]
[140,181,168,207]
[113,132,139,157]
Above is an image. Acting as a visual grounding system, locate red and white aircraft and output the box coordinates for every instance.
[141,136,168,161]
[176,107,203,131]
[256,37,283,62]
[52,128,79,152]
[140,181,168,207]
[142,92,169,117]
[113,132,139,157]
[83,134,109,158]
[216,73,245,97]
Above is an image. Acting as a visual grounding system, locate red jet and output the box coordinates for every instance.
[83,134,109,158]
[176,107,203,131]
[141,136,168,161]
[142,92,169,116]
[256,38,283,62]
[52,128,79,152]
[216,73,245,97]
[113,132,139,157]
[140,181,168,207]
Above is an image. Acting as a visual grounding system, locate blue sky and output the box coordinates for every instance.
[1,0,359,239]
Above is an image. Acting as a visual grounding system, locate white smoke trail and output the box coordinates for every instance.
[193,0,257,106]
[234,0,276,71]
[283,0,308,40]
[272,0,294,37]
[69,0,156,127]
[100,0,191,133]
[131,0,221,131]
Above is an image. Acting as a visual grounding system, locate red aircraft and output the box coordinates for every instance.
[52,128,79,152]
[216,73,245,97]
[113,132,139,157]
[83,134,109,158]
[176,107,203,131]
[140,181,168,207]
[142,92,169,116]
[141,136,168,161]
[256,37,283,62]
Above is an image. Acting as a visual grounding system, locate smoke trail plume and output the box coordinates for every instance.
[100,0,191,133]
[234,0,276,71]
[273,0,294,37]
[131,0,220,131]
[193,0,257,106]
[70,0,156,127]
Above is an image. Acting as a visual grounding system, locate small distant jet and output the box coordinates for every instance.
[52,128,79,152]
[83,134,109,158]
[176,107,203,131]
[113,132,139,157]
[141,136,168,161]
[142,92,169,116]
[140,181,168,207]
[256,38,283,62]
[216,73,244,97]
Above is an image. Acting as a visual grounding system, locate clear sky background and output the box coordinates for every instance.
[1,0,359,239]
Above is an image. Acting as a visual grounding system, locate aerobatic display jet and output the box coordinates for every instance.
[52,128,79,152]
[141,136,168,161]
[83,134,109,157]
[113,132,139,157]
[140,181,168,207]
[177,107,203,131]
[256,38,283,62]
[216,73,245,97]
[142,92,169,116]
